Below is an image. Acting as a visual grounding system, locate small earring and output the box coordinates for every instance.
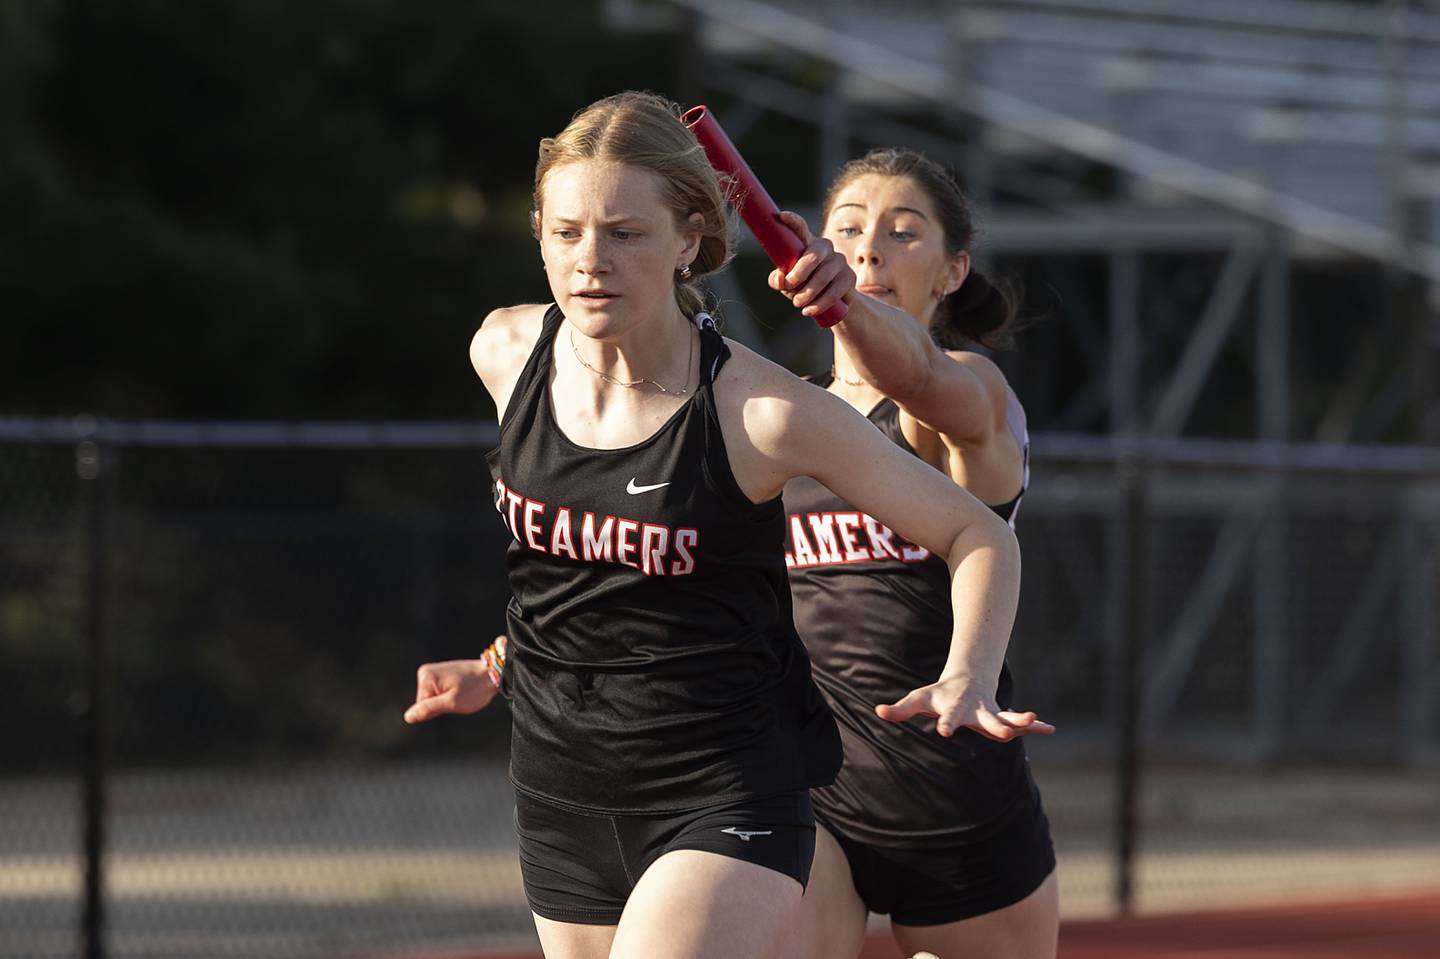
[678,263,694,281]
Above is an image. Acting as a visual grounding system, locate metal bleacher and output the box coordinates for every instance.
[597,1,1440,769]
[608,0,1440,446]
[951,0,1440,246]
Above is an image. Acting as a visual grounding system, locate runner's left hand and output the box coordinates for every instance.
[876,677,1055,741]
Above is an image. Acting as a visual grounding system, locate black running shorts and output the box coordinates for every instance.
[819,789,1055,927]
[514,789,817,925]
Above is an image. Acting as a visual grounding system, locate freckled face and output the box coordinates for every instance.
[823,173,964,327]
[536,160,699,337]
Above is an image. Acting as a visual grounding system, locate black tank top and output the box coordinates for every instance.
[486,306,841,814]
[782,374,1032,846]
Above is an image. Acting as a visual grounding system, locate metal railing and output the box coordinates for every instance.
[2,416,1436,956]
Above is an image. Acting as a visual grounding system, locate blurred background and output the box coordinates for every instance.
[2,0,1438,957]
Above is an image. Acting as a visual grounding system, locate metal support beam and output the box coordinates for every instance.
[984,209,1259,254]
[946,3,997,208]
[1054,382,1109,432]
[1402,506,1439,765]
[1109,252,1142,433]
[1051,272,1118,432]
[1298,526,1407,729]
[669,0,1440,280]
[1150,243,1263,435]
[1355,369,1413,440]
[716,97,766,146]
[1019,517,1113,705]
[1141,508,1261,728]
[1316,326,1387,442]
[1258,233,1291,440]
[1251,232,1292,760]
[1112,458,1147,916]
[1055,384,1105,431]
[1044,513,1111,634]
[1061,291,1111,373]
[818,66,850,191]
[703,61,819,128]
[705,59,1077,217]
[1250,482,1288,761]
[1383,0,1438,444]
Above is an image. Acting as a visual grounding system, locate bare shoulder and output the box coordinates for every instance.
[709,338,853,499]
[945,349,1012,405]
[470,303,549,384]
[714,338,835,439]
[714,337,816,397]
[470,303,550,421]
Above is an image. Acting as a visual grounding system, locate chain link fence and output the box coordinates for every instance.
[1011,438,1440,918]
[2,417,1437,958]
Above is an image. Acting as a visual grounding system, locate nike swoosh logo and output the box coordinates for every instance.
[719,827,772,841]
[626,478,671,494]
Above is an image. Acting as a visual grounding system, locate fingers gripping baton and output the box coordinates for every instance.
[682,105,848,329]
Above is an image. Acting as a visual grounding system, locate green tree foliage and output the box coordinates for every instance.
[0,1,681,772]
[1,0,680,419]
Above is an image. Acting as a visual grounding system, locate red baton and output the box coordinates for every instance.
[681,105,848,328]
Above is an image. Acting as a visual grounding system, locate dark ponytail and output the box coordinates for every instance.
[939,269,1018,350]
[822,147,1021,350]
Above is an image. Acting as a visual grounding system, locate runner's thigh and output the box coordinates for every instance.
[610,849,804,959]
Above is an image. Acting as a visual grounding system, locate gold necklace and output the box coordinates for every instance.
[570,326,693,396]
[831,365,867,387]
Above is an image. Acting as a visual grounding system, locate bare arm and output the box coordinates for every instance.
[403,636,507,723]
[401,307,545,727]
[767,211,995,444]
[470,303,549,423]
[833,306,996,443]
[718,349,1050,740]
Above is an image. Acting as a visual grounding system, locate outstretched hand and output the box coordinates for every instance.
[767,210,855,319]
[876,676,1056,741]
[403,638,506,724]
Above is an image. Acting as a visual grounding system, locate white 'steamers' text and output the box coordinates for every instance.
[494,479,698,576]
[785,511,931,568]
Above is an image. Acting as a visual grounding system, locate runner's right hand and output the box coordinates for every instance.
[404,641,505,723]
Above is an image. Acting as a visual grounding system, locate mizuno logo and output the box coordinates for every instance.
[626,478,671,495]
[719,827,772,842]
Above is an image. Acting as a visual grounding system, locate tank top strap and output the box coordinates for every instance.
[498,303,565,435]
[991,387,1031,527]
[692,312,774,512]
[1004,386,1030,495]
[694,311,730,386]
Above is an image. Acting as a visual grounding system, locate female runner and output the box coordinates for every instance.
[775,148,1058,959]
[403,95,1048,959]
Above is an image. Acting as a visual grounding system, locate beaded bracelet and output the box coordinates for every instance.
[481,636,508,689]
